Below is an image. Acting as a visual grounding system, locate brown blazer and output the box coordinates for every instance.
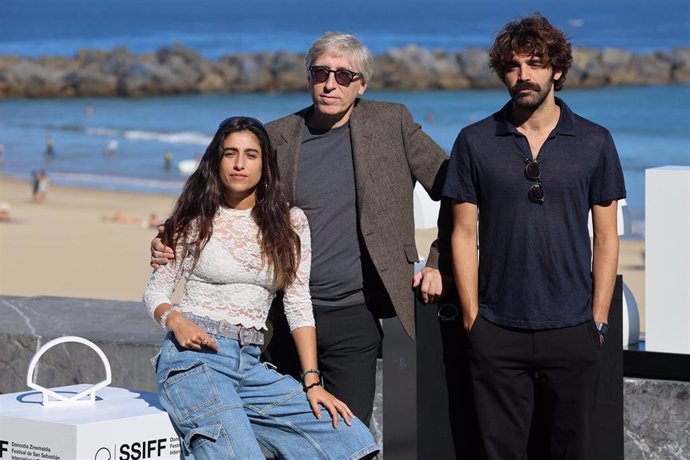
[266,98,449,339]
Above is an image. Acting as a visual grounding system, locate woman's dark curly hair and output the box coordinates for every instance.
[489,13,573,91]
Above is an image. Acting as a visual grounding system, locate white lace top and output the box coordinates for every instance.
[143,206,314,332]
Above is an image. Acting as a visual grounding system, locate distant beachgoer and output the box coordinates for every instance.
[85,105,94,117]
[147,213,160,229]
[44,137,55,159]
[0,143,4,163]
[0,201,12,223]
[105,139,118,158]
[31,170,40,201]
[163,150,173,170]
[102,211,141,224]
[36,170,49,202]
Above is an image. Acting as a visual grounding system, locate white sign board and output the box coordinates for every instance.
[645,166,690,354]
[0,384,181,460]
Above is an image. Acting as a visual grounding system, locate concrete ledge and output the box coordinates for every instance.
[624,378,690,460]
[1,295,688,458]
[0,295,164,393]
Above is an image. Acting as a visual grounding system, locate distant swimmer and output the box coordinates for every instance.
[44,137,55,159]
[105,139,118,158]
[163,150,173,170]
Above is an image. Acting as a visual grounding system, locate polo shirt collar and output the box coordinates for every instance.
[494,97,576,137]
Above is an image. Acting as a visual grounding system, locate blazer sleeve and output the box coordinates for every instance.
[399,105,451,272]
[400,105,449,200]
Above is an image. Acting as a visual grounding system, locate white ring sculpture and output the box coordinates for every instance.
[26,336,112,406]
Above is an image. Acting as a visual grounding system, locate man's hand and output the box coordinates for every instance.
[150,225,174,268]
[412,266,444,304]
[463,311,478,334]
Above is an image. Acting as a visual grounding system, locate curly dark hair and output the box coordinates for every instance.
[489,13,572,91]
[162,117,301,290]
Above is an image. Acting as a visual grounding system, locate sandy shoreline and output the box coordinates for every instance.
[0,175,646,329]
[0,175,176,302]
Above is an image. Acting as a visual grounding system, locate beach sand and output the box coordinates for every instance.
[0,175,646,330]
[0,175,176,302]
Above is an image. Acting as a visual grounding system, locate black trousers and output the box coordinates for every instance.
[468,315,601,460]
[264,302,382,426]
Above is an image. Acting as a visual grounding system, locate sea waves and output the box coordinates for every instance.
[86,127,211,146]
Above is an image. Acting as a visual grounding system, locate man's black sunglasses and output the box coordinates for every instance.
[308,66,362,86]
[218,116,265,129]
[524,159,545,203]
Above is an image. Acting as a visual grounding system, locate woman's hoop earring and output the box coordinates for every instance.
[255,182,266,205]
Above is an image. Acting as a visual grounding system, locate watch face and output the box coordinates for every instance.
[597,322,609,336]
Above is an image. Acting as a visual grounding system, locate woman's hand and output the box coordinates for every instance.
[305,386,354,429]
[168,312,219,351]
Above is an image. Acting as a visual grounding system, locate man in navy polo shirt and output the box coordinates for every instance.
[443,14,626,459]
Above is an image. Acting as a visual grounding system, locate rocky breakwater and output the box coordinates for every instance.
[0,44,688,98]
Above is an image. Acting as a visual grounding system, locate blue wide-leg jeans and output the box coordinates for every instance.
[153,333,378,460]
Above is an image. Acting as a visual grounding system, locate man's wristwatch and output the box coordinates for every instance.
[595,321,609,337]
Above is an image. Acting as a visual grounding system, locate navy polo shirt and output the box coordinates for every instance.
[443,98,626,329]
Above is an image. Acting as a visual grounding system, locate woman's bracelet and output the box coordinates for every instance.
[304,380,323,392]
[158,308,174,330]
[299,368,321,380]
[300,369,323,392]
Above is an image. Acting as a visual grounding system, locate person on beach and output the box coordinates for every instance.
[35,170,49,202]
[163,150,173,170]
[44,137,55,159]
[443,14,626,459]
[143,116,378,459]
[0,201,12,223]
[104,139,118,158]
[151,31,451,425]
[30,170,40,201]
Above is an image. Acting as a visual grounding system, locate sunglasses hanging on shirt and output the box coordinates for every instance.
[524,159,545,203]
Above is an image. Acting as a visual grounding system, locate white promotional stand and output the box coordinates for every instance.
[645,166,690,354]
[0,337,180,460]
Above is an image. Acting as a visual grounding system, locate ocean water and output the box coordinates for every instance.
[1,85,689,235]
[2,0,689,56]
[1,0,689,235]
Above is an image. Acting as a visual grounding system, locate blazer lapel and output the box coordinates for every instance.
[349,100,374,210]
[273,113,307,203]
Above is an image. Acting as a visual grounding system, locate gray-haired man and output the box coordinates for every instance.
[152,32,449,424]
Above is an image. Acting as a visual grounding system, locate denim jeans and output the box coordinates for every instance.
[153,332,378,460]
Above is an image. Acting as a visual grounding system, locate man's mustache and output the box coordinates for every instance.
[511,82,542,93]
